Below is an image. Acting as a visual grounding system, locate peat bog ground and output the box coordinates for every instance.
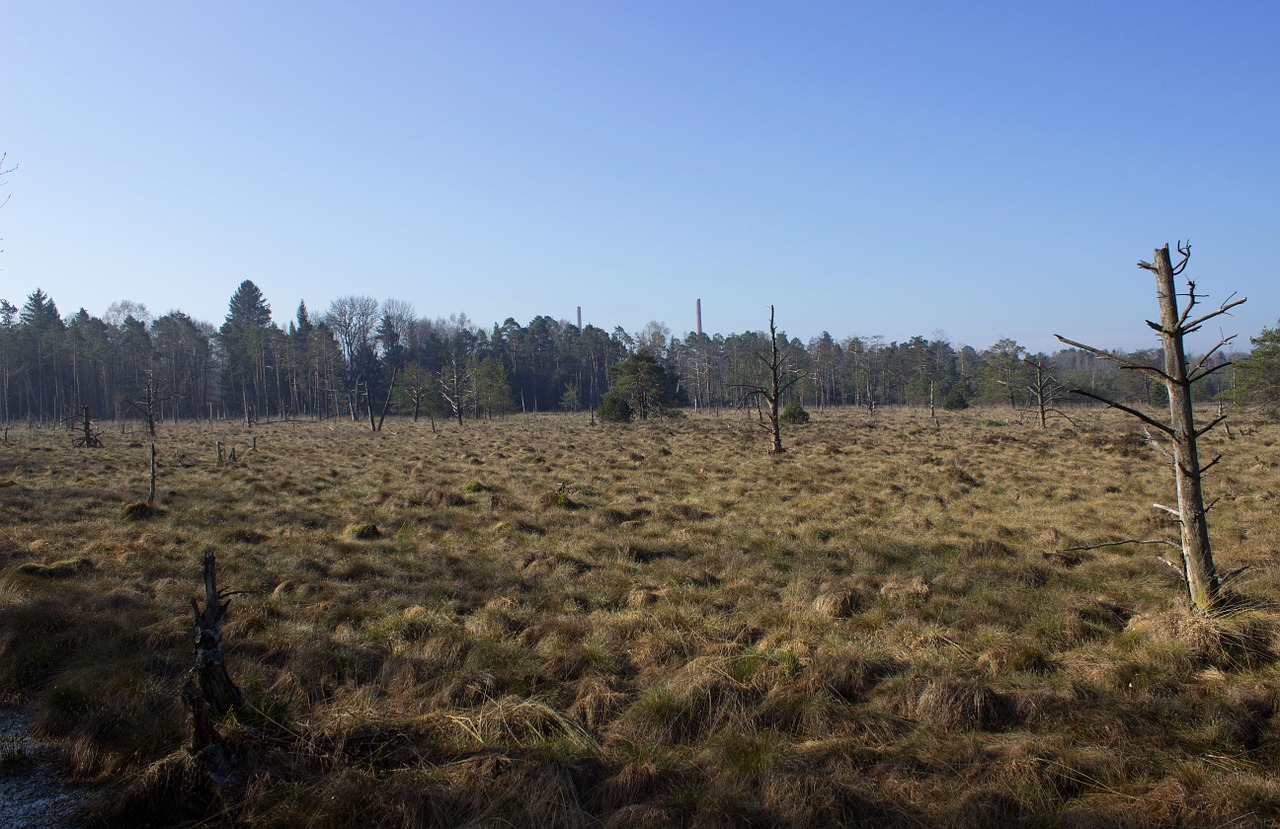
[2,407,1280,827]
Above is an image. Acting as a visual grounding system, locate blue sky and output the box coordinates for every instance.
[3,1,1277,353]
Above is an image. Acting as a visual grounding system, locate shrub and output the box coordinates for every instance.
[942,386,970,410]
[598,388,633,423]
[779,402,810,424]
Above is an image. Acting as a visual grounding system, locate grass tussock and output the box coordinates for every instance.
[0,407,1278,826]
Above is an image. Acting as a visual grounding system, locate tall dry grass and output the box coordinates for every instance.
[2,405,1279,826]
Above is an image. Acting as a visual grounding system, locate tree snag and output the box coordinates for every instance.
[187,551,243,727]
[734,306,803,453]
[175,549,246,812]
[74,405,103,448]
[1056,242,1246,613]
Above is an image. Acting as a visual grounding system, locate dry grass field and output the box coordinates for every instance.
[3,406,1280,827]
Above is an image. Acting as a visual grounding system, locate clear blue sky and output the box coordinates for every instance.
[3,1,1277,354]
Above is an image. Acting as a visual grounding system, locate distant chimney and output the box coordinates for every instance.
[577,306,582,329]
[696,298,702,337]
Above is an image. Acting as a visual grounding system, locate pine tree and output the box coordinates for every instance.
[219,280,273,419]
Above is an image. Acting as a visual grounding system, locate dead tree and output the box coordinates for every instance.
[1023,356,1074,429]
[735,306,803,453]
[187,551,244,724]
[177,550,244,806]
[365,365,398,432]
[73,405,103,447]
[1056,242,1246,612]
[127,373,167,438]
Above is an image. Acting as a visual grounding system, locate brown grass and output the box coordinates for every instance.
[2,406,1279,826]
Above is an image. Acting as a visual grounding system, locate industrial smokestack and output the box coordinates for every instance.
[577,306,582,329]
[696,298,702,337]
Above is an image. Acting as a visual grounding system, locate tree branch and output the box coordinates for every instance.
[1219,564,1252,588]
[1198,454,1223,474]
[1062,538,1178,552]
[1055,335,1168,381]
[1181,297,1248,334]
[1118,363,1174,383]
[1172,240,1192,274]
[1195,415,1228,439]
[1066,388,1174,435]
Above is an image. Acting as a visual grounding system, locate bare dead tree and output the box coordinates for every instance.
[1024,356,1075,429]
[373,365,397,432]
[734,306,803,453]
[183,550,243,763]
[1056,242,1246,612]
[127,372,171,438]
[72,405,103,447]
[175,550,245,809]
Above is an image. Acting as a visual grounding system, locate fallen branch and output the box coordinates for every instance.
[1062,539,1178,552]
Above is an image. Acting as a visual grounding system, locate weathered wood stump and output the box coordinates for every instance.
[183,551,243,787]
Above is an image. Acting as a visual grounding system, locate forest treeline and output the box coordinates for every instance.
[1,280,1276,427]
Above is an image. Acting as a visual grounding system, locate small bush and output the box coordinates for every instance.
[463,481,489,493]
[942,386,970,410]
[598,388,633,423]
[780,402,810,424]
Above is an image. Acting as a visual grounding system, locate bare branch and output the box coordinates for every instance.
[1054,334,1173,383]
[1157,557,1189,582]
[1219,565,1252,588]
[1141,427,1175,463]
[1062,538,1179,552]
[1067,388,1174,435]
[1199,454,1223,475]
[1181,297,1248,334]
[1055,335,1147,369]
[1118,363,1175,383]
[1195,415,1228,439]
[1172,240,1192,275]
[1176,281,1199,328]
[1187,337,1239,381]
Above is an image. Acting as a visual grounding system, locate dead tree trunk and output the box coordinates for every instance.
[1056,242,1245,613]
[1024,357,1061,429]
[734,306,801,453]
[176,550,244,808]
[189,551,243,721]
[375,366,397,432]
[76,406,102,447]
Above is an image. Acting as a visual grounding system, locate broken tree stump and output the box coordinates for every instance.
[189,550,244,722]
